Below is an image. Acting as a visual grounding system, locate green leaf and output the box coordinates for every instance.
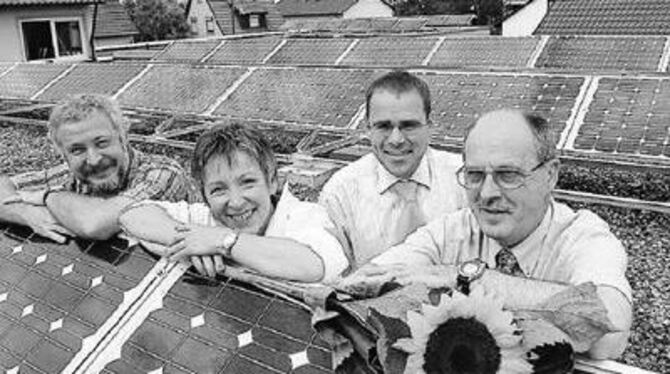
[515,283,618,352]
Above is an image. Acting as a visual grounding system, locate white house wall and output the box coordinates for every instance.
[343,0,393,18]
[187,0,224,38]
[0,5,93,61]
[503,0,547,37]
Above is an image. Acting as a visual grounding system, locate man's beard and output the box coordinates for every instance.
[80,157,125,196]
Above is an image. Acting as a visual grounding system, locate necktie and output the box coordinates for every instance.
[495,247,525,277]
[389,180,426,246]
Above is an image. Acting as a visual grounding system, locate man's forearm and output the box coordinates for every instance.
[476,270,568,309]
[46,191,133,240]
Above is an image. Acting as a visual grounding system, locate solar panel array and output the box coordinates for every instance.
[266,38,353,66]
[339,37,438,67]
[102,277,331,374]
[0,64,71,99]
[0,226,157,373]
[213,68,375,128]
[118,65,247,113]
[205,37,282,65]
[429,37,539,69]
[536,36,666,72]
[573,77,670,157]
[38,64,147,102]
[152,40,222,63]
[421,73,584,141]
[0,32,669,163]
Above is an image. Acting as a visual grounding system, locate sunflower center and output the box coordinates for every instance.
[423,317,501,374]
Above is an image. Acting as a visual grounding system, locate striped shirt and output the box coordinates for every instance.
[11,148,196,203]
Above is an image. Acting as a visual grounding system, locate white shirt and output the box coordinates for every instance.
[138,187,349,283]
[373,201,632,302]
[319,148,467,268]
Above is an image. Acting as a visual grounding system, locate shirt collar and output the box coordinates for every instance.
[264,183,298,234]
[376,148,432,194]
[497,202,554,276]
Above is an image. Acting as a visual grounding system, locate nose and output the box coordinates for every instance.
[387,126,405,146]
[86,148,102,165]
[226,187,246,210]
[478,173,502,201]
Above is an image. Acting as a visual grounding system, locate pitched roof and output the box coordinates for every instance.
[278,0,357,17]
[94,1,139,37]
[535,0,670,35]
[0,0,100,5]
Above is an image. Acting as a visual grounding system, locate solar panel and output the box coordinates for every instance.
[0,64,71,99]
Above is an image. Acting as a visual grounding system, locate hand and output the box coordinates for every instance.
[166,224,233,261]
[2,189,48,206]
[336,263,409,298]
[190,255,226,278]
[19,205,74,243]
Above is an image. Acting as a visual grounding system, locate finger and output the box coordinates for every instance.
[1,195,22,205]
[36,228,67,244]
[201,256,216,278]
[213,255,226,273]
[49,224,75,237]
[190,256,206,277]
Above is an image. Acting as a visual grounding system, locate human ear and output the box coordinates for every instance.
[545,158,560,189]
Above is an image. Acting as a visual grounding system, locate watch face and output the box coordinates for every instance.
[462,263,479,276]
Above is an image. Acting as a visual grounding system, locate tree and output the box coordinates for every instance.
[123,0,190,41]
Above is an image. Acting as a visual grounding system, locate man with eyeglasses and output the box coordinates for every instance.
[319,71,466,270]
[355,109,632,359]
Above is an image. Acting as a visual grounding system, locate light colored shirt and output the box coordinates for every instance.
[11,148,197,202]
[319,148,467,268]
[138,186,349,283]
[373,201,632,302]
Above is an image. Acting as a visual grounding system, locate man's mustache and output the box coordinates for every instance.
[80,157,117,178]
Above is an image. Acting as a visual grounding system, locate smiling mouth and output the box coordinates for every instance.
[384,150,412,157]
[226,209,254,224]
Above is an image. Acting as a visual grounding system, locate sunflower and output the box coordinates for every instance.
[393,288,532,374]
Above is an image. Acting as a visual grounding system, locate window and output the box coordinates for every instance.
[239,13,266,29]
[21,19,83,61]
[206,17,215,33]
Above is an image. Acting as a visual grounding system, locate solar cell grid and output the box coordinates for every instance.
[118,65,247,113]
[340,37,438,67]
[103,275,332,373]
[205,37,282,65]
[0,227,158,373]
[421,73,583,143]
[214,68,375,128]
[267,38,353,65]
[37,63,147,102]
[575,78,670,156]
[429,37,538,69]
[153,40,222,63]
[536,37,665,72]
[0,64,71,99]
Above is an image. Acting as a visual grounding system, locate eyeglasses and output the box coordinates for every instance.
[456,160,549,190]
[370,120,427,136]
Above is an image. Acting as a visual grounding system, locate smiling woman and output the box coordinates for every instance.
[119,123,349,283]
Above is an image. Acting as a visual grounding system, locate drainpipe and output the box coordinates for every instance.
[227,0,235,34]
[89,1,99,61]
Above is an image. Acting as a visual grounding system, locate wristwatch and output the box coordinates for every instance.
[218,230,239,259]
[456,259,487,295]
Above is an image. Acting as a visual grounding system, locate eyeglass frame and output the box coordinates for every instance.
[455,159,552,190]
[368,119,430,137]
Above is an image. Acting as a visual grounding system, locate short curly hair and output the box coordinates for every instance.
[191,123,278,186]
[48,94,129,147]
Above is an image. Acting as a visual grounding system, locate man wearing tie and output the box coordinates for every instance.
[356,109,632,359]
[319,71,467,269]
